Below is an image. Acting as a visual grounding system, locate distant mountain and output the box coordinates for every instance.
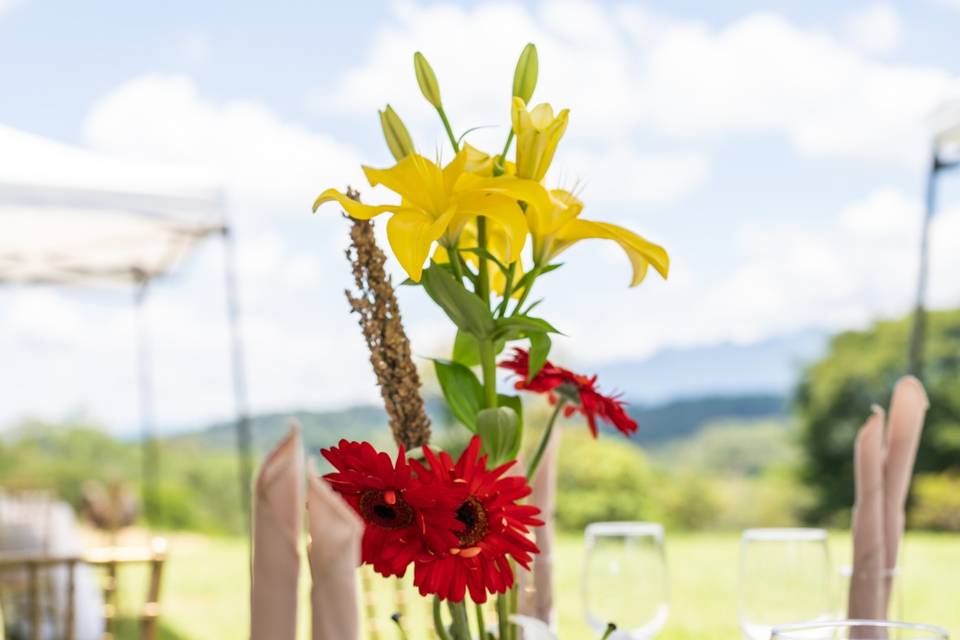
[172,393,788,455]
[593,330,827,403]
[169,331,824,454]
[625,394,788,447]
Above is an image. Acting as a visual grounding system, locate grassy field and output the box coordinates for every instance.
[104,531,959,639]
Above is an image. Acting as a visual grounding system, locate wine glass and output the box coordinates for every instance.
[772,620,948,639]
[582,522,669,639]
[739,528,833,639]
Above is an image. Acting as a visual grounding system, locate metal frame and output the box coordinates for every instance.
[907,143,960,378]
[0,193,254,552]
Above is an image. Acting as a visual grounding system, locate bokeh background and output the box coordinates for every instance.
[2,1,960,638]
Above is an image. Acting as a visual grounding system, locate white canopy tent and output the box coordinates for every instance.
[0,124,253,534]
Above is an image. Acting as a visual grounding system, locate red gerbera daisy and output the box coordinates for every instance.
[321,440,463,578]
[499,348,638,437]
[410,436,543,603]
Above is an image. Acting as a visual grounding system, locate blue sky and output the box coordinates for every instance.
[2,0,959,433]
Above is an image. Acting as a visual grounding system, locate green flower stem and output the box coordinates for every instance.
[449,242,465,284]
[474,602,486,639]
[495,262,517,318]
[478,338,499,409]
[477,217,490,305]
[496,593,510,640]
[433,597,452,640]
[509,585,519,640]
[438,107,460,153]
[447,601,471,640]
[525,398,565,481]
[494,131,515,177]
[600,623,618,640]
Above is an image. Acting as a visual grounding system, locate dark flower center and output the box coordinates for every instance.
[359,489,414,530]
[455,496,488,546]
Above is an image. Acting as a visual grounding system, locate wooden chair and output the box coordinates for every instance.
[0,538,166,640]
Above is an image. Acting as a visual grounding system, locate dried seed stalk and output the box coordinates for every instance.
[343,188,431,449]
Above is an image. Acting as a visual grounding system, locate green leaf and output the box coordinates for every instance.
[513,263,562,293]
[493,315,561,342]
[421,263,495,338]
[497,394,524,461]
[460,247,508,273]
[434,359,483,431]
[452,330,481,367]
[476,406,521,466]
[527,332,551,381]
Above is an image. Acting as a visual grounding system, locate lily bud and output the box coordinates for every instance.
[413,51,442,109]
[512,43,538,103]
[378,105,415,161]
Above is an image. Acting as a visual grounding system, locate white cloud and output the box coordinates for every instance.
[542,187,960,363]
[318,2,959,167]
[85,74,365,221]
[843,4,903,54]
[558,146,709,205]
[640,12,953,164]
[0,75,386,433]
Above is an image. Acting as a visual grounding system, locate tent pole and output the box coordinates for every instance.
[134,274,160,526]
[221,224,254,553]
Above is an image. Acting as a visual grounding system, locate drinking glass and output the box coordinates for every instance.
[739,528,833,639]
[582,522,669,639]
[771,620,948,639]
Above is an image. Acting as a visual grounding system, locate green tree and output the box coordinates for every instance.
[796,309,960,522]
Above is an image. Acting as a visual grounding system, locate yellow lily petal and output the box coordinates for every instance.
[529,103,556,129]
[452,193,527,264]
[511,97,569,181]
[443,147,468,193]
[313,188,401,220]
[456,173,553,218]
[363,153,447,213]
[555,219,670,287]
[487,225,526,298]
[386,207,458,282]
[432,243,451,264]
[526,188,584,238]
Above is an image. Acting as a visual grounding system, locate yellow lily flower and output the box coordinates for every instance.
[433,220,525,298]
[314,148,547,281]
[511,97,569,182]
[461,143,516,178]
[528,189,670,287]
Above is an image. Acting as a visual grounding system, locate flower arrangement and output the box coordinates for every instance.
[314,43,668,640]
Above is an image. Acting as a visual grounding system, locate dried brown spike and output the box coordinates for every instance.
[342,188,432,449]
